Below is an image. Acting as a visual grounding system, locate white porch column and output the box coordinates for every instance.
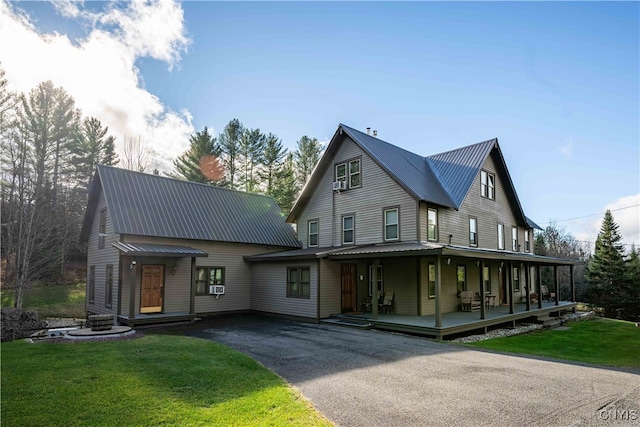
[129,258,136,321]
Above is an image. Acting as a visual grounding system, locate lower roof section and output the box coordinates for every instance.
[246,241,578,266]
[112,242,208,258]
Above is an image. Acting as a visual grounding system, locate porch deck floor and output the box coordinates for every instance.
[343,301,576,337]
[117,312,196,326]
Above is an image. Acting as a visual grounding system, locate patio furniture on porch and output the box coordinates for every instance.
[485,294,496,309]
[460,291,481,312]
[380,291,394,314]
[540,286,556,303]
[530,293,538,303]
[361,291,383,313]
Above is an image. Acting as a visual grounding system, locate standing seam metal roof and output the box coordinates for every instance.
[80,165,301,248]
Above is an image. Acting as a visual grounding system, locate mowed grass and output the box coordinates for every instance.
[0,283,86,318]
[469,318,640,368]
[1,334,332,426]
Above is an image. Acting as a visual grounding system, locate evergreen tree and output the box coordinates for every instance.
[172,127,223,185]
[238,127,264,193]
[294,135,323,185]
[271,152,298,215]
[259,132,286,196]
[70,116,118,189]
[585,210,628,318]
[218,118,243,189]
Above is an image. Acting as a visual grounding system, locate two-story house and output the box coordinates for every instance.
[247,124,576,337]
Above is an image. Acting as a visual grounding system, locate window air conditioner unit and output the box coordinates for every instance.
[333,181,346,191]
[209,285,225,295]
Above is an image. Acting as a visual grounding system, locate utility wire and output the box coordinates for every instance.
[541,203,640,225]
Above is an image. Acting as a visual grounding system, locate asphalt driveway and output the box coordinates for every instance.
[171,314,639,426]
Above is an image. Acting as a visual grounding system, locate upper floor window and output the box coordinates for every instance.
[342,215,354,245]
[335,158,361,189]
[497,223,505,250]
[524,229,531,252]
[481,170,495,200]
[469,217,478,246]
[427,208,438,241]
[384,208,399,241]
[512,226,518,251]
[308,220,318,247]
[105,264,113,308]
[98,209,106,249]
[195,266,225,296]
[287,267,310,299]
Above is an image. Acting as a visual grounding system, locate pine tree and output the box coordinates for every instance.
[259,132,286,196]
[70,116,118,189]
[294,135,323,185]
[271,152,298,215]
[238,127,264,193]
[585,210,628,318]
[172,127,223,185]
[218,118,243,189]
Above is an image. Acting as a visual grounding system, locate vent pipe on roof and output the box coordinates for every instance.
[373,130,378,137]
[366,127,371,135]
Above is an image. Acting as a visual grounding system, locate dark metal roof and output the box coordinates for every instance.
[526,216,543,230]
[329,241,443,257]
[112,242,208,257]
[426,139,496,208]
[245,246,342,262]
[80,166,301,248]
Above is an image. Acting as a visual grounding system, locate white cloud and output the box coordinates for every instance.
[559,137,573,160]
[0,0,193,172]
[573,194,640,253]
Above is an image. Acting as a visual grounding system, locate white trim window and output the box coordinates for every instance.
[498,223,505,250]
[308,220,318,247]
[481,170,495,200]
[336,163,347,183]
[469,217,478,246]
[384,208,399,241]
[524,229,531,252]
[512,226,518,251]
[349,159,361,188]
[427,208,438,241]
[342,215,354,245]
[368,264,383,296]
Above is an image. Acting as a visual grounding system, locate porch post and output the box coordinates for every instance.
[372,258,379,320]
[479,260,486,320]
[525,263,531,311]
[554,265,560,306]
[435,256,442,327]
[570,265,576,312]
[189,257,196,315]
[508,262,514,314]
[129,258,136,321]
[536,265,542,309]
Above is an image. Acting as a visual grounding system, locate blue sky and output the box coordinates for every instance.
[1,1,638,248]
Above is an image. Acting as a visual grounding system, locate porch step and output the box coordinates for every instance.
[321,316,373,329]
[536,315,562,328]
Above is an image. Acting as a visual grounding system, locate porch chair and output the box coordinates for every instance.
[361,291,382,313]
[380,291,394,314]
[460,291,481,312]
[540,286,556,303]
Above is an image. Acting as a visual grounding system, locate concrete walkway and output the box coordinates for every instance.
[173,314,640,427]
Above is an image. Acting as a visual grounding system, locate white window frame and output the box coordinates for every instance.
[335,163,347,183]
[342,215,354,245]
[469,217,478,246]
[368,264,383,296]
[524,229,530,252]
[308,220,318,247]
[384,208,399,241]
[428,263,436,299]
[427,208,438,241]
[498,223,505,250]
[481,170,495,200]
[105,264,113,308]
[512,226,518,251]
[349,159,361,188]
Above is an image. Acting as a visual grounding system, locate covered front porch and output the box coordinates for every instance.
[336,300,577,338]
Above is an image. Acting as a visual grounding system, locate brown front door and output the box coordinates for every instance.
[341,264,357,313]
[141,265,164,313]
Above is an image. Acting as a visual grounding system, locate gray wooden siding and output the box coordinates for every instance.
[432,155,525,251]
[86,190,120,316]
[250,261,318,319]
[297,136,418,248]
[319,259,341,318]
[120,235,281,315]
[382,258,418,315]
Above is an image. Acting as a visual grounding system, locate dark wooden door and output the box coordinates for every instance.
[341,264,357,313]
[141,265,163,313]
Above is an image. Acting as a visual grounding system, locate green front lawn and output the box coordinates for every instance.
[1,334,332,426]
[1,283,86,318]
[469,318,640,368]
